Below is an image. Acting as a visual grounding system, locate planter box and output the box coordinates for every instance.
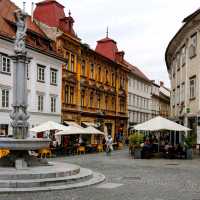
[186,148,193,159]
[134,149,142,159]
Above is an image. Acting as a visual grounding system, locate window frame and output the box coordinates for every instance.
[37,64,45,83]
[2,89,9,108]
[50,96,56,113]
[38,95,44,112]
[50,68,57,85]
[1,56,11,74]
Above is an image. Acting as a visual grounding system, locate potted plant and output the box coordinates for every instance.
[128,133,144,159]
[184,135,193,159]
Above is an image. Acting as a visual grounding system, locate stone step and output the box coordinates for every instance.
[0,162,80,180]
[0,168,93,188]
[0,171,105,193]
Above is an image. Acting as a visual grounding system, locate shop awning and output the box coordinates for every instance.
[64,121,82,128]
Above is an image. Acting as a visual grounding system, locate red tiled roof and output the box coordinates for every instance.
[95,37,118,61]
[123,60,150,81]
[36,0,64,8]
[0,0,47,38]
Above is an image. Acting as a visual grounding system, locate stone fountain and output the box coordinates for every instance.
[0,8,50,169]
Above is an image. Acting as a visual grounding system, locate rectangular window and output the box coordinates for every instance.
[112,72,115,86]
[189,33,197,58]
[65,85,74,104]
[2,56,11,74]
[181,82,185,102]
[71,54,75,72]
[90,63,94,79]
[97,94,100,109]
[112,96,115,111]
[66,52,70,70]
[128,94,131,106]
[176,53,180,70]
[90,92,93,108]
[172,89,175,106]
[2,89,9,108]
[177,86,180,104]
[190,77,196,99]
[50,97,56,112]
[27,64,29,79]
[81,60,86,76]
[181,45,186,66]
[38,95,44,112]
[81,90,85,107]
[98,66,101,82]
[50,69,57,85]
[37,64,45,82]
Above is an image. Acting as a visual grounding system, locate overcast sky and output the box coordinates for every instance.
[15,0,200,88]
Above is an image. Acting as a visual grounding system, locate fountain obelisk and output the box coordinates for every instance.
[0,8,50,169]
[10,9,31,139]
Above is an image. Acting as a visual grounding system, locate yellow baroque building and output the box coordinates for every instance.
[60,36,129,139]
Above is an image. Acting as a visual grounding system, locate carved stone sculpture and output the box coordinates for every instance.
[14,9,27,55]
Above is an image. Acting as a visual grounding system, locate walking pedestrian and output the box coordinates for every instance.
[106,135,113,156]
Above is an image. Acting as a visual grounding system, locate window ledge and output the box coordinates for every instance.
[190,54,197,59]
[0,71,11,76]
[50,83,57,86]
[37,80,45,83]
[189,97,196,101]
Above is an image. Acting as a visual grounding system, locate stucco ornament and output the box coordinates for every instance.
[14,9,27,54]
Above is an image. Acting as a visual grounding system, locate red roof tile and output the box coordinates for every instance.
[0,0,47,38]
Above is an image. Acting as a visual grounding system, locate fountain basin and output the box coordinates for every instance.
[0,138,50,150]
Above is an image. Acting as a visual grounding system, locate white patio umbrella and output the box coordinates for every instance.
[133,116,191,131]
[55,126,88,136]
[30,121,68,132]
[55,126,105,136]
[83,126,105,135]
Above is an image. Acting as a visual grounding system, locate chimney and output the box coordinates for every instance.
[115,51,125,62]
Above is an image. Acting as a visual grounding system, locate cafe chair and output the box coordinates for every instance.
[38,148,52,158]
[77,146,86,155]
[0,149,9,158]
[97,144,104,152]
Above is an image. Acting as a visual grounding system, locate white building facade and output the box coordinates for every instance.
[0,38,63,136]
[165,8,200,143]
[128,66,152,128]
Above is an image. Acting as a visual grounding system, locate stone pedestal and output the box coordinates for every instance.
[15,159,27,170]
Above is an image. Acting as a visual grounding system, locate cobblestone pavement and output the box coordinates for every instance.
[1,149,200,200]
